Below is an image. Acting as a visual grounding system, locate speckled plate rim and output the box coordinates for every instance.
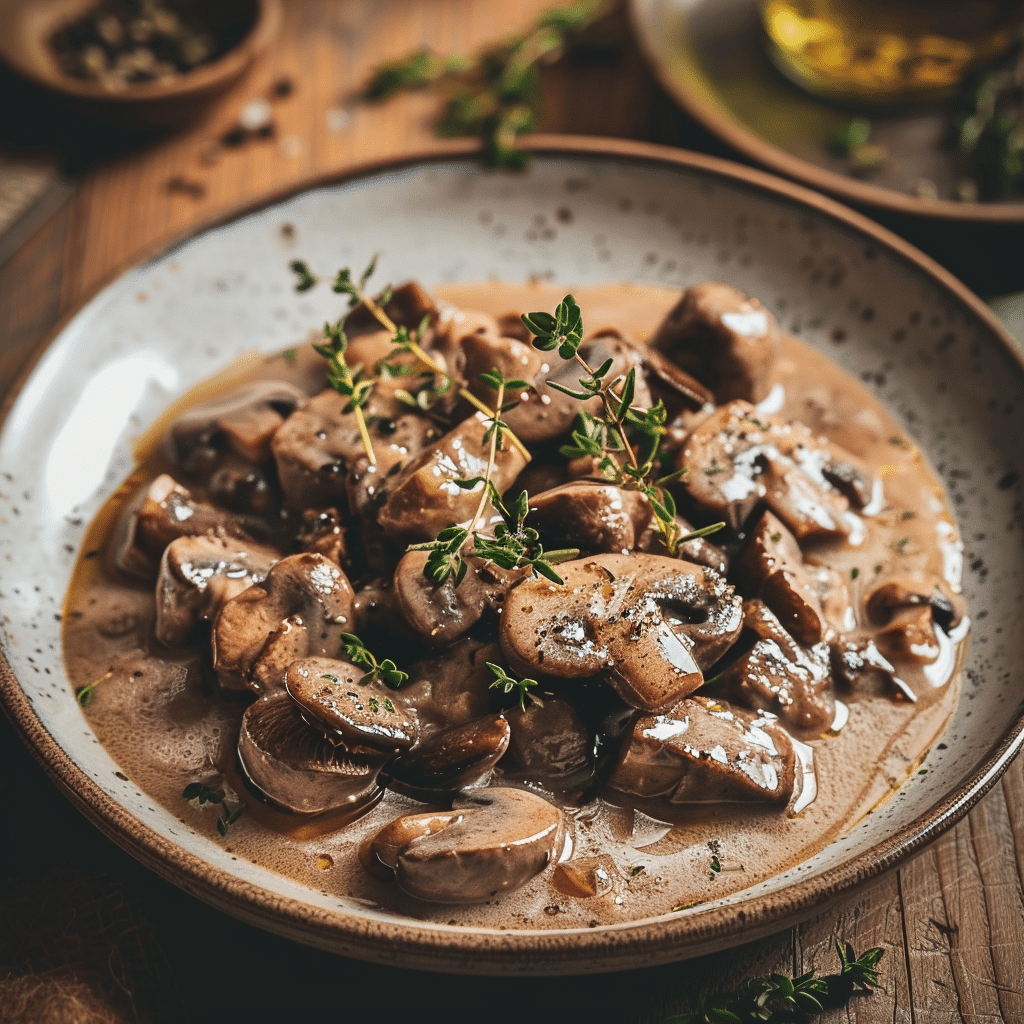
[1,135,1023,975]
[628,0,1024,224]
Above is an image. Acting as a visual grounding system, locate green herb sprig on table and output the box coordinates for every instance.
[522,295,723,555]
[363,0,615,167]
[668,939,884,1024]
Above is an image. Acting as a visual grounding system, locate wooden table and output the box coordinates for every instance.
[1,2,1022,1021]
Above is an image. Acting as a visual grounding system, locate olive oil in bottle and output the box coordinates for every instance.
[760,0,1024,104]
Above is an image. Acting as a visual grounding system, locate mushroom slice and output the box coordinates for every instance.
[679,400,874,538]
[866,577,965,633]
[212,553,355,693]
[649,281,781,403]
[398,638,500,732]
[738,510,852,645]
[388,714,511,794]
[609,694,807,806]
[297,507,348,566]
[285,657,420,752]
[376,412,529,541]
[717,599,836,735]
[166,381,308,467]
[343,281,439,337]
[500,553,743,712]
[367,787,564,903]
[155,534,281,648]
[392,550,521,646]
[115,474,272,579]
[238,694,387,815]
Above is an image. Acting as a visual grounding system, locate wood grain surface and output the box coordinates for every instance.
[1,2,1022,1022]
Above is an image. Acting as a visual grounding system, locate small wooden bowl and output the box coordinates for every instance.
[0,0,281,128]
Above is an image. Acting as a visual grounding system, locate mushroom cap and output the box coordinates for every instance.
[500,552,743,711]
[285,657,420,751]
[528,482,653,555]
[237,694,388,815]
[212,552,355,693]
[369,787,564,903]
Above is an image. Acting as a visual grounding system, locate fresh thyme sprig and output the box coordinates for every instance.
[408,370,541,586]
[182,781,244,836]
[291,259,377,466]
[363,0,615,168]
[340,632,409,689]
[523,295,721,555]
[75,668,113,707]
[486,662,540,712]
[667,939,884,1024]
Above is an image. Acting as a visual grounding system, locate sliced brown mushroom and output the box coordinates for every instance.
[212,552,355,693]
[342,281,439,338]
[678,400,875,539]
[528,482,654,555]
[115,474,272,579]
[737,510,852,645]
[376,412,529,541]
[393,550,522,646]
[366,787,564,903]
[237,694,388,815]
[500,553,743,711]
[155,534,281,648]
[166,381,308,467]
[717,599,837,735]
[829,637,916,702]
[609,694,811,807]
[649,282,781,403]
[296,507,348,567]
[285,657,420,752]
[388,714,511,795]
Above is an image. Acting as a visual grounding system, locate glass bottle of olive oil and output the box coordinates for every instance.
[760,0,1024,104]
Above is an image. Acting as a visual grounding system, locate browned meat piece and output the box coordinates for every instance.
[212,552,355,694]
[609,694,807,805]
[270,385,438,514]
[237,694,388,815]
[500,553,743,712]
[678,400,875,538]
[503,695,595,791]
[366,787,564,903]
[649,282,781,403]
[155,534,281,647]
[717,599,836,735]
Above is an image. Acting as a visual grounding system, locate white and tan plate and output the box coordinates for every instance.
[1,138,1022,974]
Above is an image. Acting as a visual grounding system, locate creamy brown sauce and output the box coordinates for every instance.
[63,282,968,928]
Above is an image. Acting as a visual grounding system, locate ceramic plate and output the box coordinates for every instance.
[2,138,1022,974]
[629,0,1024,224]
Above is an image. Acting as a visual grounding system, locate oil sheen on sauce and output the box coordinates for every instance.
[63,282,968,929]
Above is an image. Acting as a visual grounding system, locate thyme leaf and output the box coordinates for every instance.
[666,939,884,1024]
[340,632,409,689]
[363,1,615,167]
[486,662,540,712]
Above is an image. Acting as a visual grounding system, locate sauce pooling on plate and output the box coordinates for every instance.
[64,280,969,926]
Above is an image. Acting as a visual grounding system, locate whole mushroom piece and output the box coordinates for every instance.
[367,787,565,903]
[500,552,743,712]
